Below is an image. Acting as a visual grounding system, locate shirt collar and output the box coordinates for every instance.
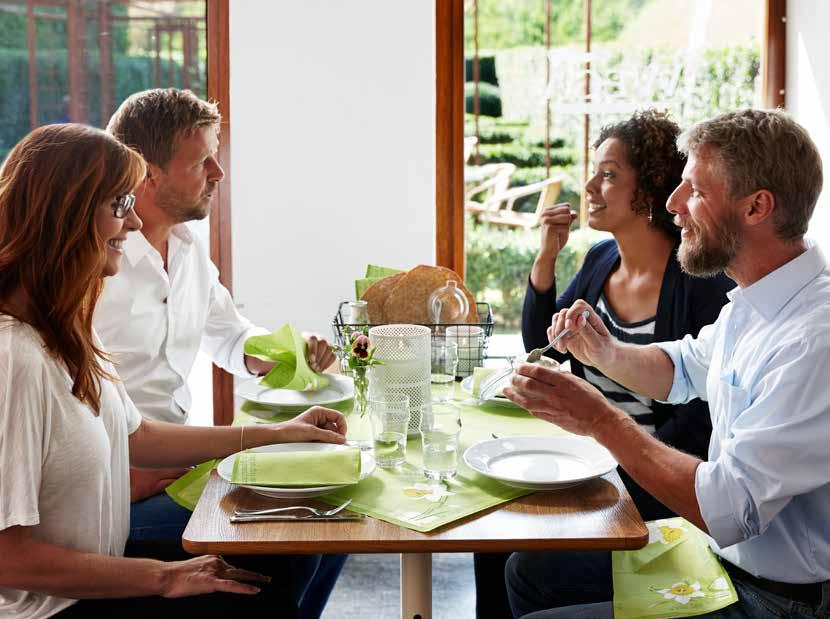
[123,224,194,267]
[727,242,827,321]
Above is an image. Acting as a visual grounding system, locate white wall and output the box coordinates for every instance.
[787,0,830,251]
[229,1,436,336]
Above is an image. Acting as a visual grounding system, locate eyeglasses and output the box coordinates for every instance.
[111,193,136,218]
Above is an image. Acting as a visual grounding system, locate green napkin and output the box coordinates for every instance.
[471,367,497,396]
[354,264,404,299]
[365,264,404,278]
[165,459,220,511]
[612,518,738,618]
[244,324,329,391]
[231,448,362,487]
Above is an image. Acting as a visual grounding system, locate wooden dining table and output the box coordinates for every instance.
[183,467,648,619]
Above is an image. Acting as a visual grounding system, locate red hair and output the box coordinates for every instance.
[0,124,146,411]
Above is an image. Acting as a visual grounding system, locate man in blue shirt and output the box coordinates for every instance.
[504,109,830,618]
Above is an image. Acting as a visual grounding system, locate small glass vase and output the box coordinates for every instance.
[347,366,373,450]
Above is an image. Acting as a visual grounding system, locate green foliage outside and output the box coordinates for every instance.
[464,81,502,117]
[465,0,650,49]
[465,223,609,332]
[0,48,196,152]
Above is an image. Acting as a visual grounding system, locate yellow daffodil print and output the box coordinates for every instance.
[647,518,688,545]
[657,581,705,605]
[403,483,454,502]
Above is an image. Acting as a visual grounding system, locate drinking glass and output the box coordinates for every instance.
[420,401,462,480]
[446,325,484,378]
[368,393,411,467]
[431,338,459,402]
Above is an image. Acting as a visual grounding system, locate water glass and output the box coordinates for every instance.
[368,393,411,467]
[420,401,462,480]
[446,325,484,378]
[431,338,459,402]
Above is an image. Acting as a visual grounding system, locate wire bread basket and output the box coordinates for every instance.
[332,301,496,377]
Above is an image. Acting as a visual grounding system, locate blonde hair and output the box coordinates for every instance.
[107,87,221,168]
[678,109,823,241]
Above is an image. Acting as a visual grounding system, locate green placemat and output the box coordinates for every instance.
[612,518,738,618]
[166,459,221,511]
[314,391,566,533]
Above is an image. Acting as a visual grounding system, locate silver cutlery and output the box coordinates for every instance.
[231,513,365,523]
[525,309,590,363]
[234,498,353,518]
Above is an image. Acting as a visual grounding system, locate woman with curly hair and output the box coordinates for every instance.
[473,110,734,619]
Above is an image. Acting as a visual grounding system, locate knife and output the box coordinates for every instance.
[230,513,366,523]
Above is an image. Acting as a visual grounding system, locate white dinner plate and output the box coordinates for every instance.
[460,374,520,408]
[218,442,375,499]
[463,436,617,490]
[235,374,354,409]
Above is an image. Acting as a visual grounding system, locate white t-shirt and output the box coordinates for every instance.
[94,224,264,424]
[0,317,142,618]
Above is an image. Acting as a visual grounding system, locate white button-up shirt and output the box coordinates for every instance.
[94,225,265,423]
[657,243,830,583]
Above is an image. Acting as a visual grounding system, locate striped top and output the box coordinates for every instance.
[583,294,656,433]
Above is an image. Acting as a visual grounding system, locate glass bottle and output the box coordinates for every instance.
[427,280,469,324]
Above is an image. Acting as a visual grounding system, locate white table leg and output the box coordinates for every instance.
[400,552,432,619]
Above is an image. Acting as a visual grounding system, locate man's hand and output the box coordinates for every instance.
[130,466,190,503]
[306,335,337,373]
[243,334,336,376]
[548,300,616,369]
[538,203,578,258]
[503,363,622,438]
[160,555,270,597]
[271,406,347,444]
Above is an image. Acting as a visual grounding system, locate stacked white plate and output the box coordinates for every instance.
[218,443,376,499]
[235,373,355,417]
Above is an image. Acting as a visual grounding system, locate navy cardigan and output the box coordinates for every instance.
[522,239,734,517]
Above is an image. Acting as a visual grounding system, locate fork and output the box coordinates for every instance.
[525,309,590,363]
[234,498,353,518]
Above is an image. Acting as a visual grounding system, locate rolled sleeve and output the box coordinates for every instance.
[695,337,830,549]
[202,261,269,378]
[654,322,716,405]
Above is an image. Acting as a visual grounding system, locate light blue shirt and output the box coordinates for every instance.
[657,243,830,583]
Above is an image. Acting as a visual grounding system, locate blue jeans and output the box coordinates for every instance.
[129,491,348,619]
[506,550,830,619]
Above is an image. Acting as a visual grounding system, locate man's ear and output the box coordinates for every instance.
[743,189,775,227]
[144,162,162,187]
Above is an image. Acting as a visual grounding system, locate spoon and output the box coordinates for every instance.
[525,309,590,363]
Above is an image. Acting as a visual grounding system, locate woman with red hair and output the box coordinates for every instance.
[0,124,346,617]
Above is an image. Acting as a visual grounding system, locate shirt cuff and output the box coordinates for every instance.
[231,326,270,378]
[695,460,745,549]
[653,340,689,404]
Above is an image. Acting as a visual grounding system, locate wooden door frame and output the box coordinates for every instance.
[433,0,787,275]
[206,0,235,426]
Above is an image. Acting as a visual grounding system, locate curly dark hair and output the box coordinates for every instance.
[593,109,685,238]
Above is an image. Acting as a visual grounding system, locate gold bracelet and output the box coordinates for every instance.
[240,425,245,453]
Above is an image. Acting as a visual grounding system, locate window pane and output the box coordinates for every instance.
[0,0,206,158]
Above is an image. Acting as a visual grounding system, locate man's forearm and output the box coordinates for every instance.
[594,408,706,531]
[597,343,676,401]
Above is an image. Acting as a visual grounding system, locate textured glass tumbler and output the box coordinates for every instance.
[369,393,411,467]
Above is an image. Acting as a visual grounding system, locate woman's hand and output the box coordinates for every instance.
[547,300,615,370]
[538,203,577,258]
[160,555,270,598]
[272,406,347,444]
